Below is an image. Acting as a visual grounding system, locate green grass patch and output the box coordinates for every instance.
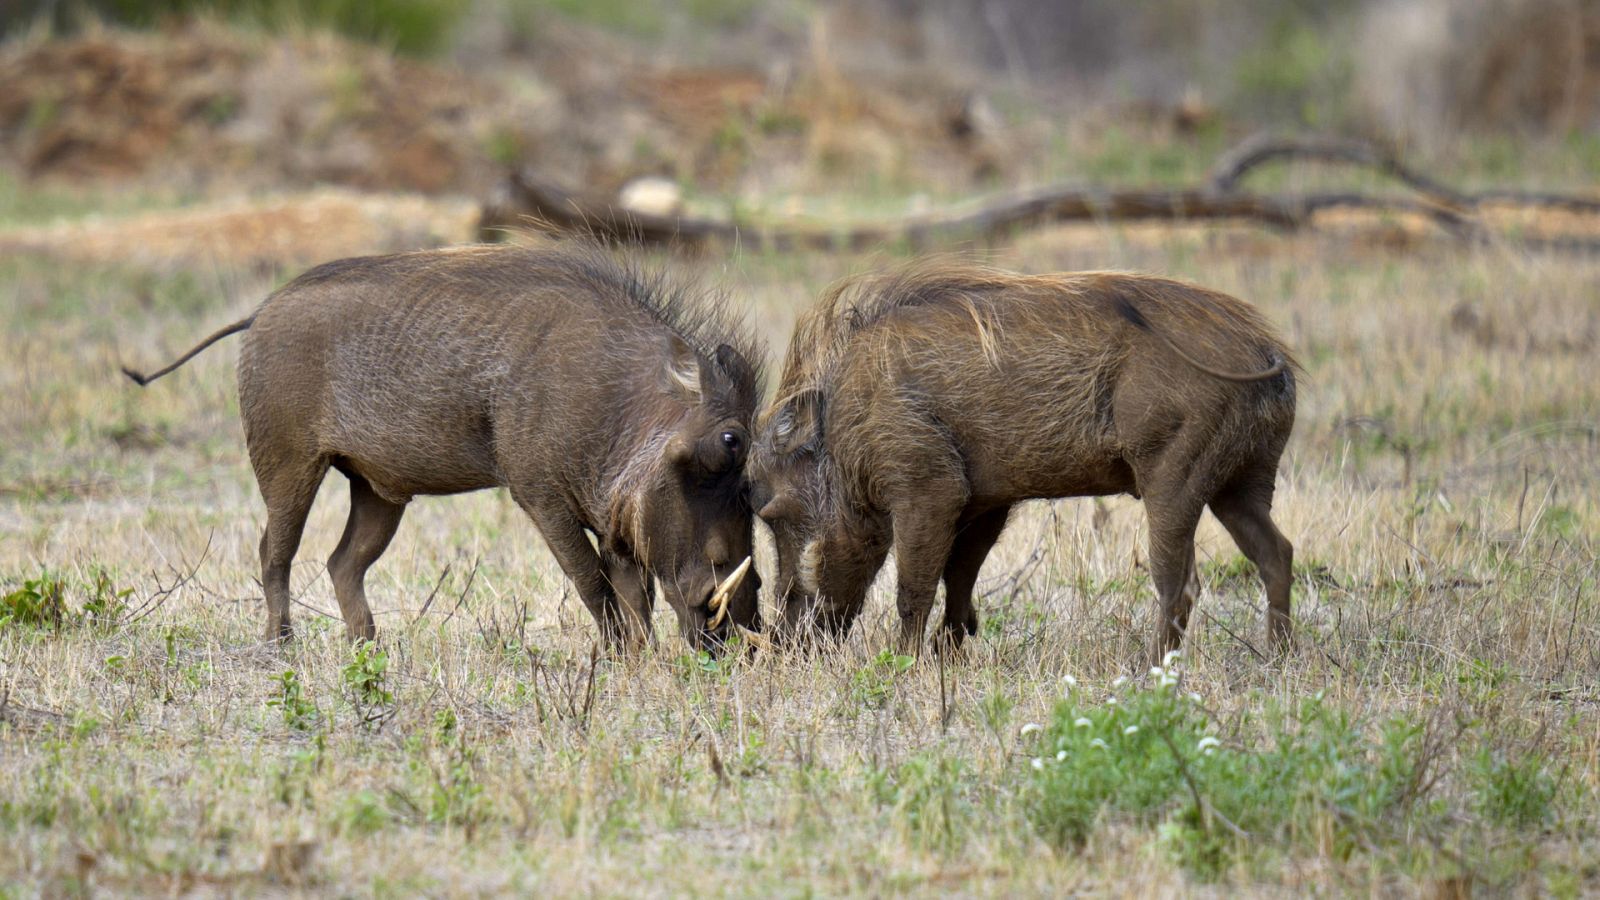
[1022,660,1565,879]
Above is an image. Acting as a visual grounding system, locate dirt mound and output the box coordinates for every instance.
[0,18,1005,201]
[0,26,247,180]
[0,23,518,194]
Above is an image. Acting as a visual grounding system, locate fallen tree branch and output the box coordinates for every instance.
[1212,133,1600,216]
[1204,132,1470,205]
[478,133,1600,252]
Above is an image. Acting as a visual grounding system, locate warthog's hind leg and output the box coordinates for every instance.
[327,473,405,643]
[1209,483,1294,654]
[254,456,329,643]
[1144,493,1205,665]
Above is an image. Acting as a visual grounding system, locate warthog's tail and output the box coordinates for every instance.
[122,315,256,386]
[1113,298,1287,383]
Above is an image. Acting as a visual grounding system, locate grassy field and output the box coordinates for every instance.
[2,202,1598,895]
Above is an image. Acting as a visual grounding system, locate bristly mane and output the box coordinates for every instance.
[777,260,1043,401]
[291,241,766,406]
[816,261,1031,335]
[541,242,761,372]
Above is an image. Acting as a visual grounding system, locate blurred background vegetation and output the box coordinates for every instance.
[1,0,1597,221]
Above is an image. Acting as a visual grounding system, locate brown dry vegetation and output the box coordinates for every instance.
[0,15,1004,207]
[2,214,1598,893]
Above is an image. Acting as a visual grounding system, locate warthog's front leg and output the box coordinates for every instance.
[937,505,1012,653]
[890,498,965,657]
[516,493,646,651]
[601,549,655,648]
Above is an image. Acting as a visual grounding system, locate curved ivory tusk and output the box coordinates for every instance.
[706,556,752,629]
[735,624,771,650]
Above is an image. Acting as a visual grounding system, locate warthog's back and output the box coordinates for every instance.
[237,246,671,502]
[798,267,1295,502]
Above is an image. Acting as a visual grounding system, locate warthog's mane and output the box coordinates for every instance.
[291,241,765,411]
[776,260,1026,397]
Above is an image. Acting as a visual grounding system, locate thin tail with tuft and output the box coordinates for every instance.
[122,316,255,386]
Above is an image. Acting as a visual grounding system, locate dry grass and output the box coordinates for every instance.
[2,217,1598,896]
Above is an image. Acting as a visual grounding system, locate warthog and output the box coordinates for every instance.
[125,243,763,649]
[749,263,1296,661]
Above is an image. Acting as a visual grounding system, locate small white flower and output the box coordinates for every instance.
[1197,736,1220,752]
[1073,717,1092,728]
[1031,757,1045,770]
[1149,666,1165,678]
[1020,722,1042,736]
[1188,692,1203,704]
[1089,738,1108,750]
[1163,649,1183,667]
[1112,675,1129,688]
[1056,750,1068,761]
[1061,674,1078,688]
[1123,725,1139,735]
[1158,673,1179,688]
[1105,697,1119,706]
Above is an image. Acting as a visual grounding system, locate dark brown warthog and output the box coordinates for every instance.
[749,263,1296,661]
[125,243,764,649]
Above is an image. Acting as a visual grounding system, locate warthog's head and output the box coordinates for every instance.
[610,338,763,650]
[750,387,891,643]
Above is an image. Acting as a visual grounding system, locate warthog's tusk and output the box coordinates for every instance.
[735,624,771,650]
[706,556,752,630]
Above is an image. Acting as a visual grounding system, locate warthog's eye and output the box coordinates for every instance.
[691,428,745,476]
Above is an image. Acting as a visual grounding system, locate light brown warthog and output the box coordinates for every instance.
[125,243,763,649]
[749,263,1296,661]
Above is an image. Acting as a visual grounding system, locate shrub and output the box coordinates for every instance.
[0,569,131,631]
[1469,748,1558,830]
[849,650,915,709]
[268,669,323,733]
[0,576,70,630]
[341,640,395,731]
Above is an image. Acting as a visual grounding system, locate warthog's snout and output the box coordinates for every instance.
[674,556,762,652]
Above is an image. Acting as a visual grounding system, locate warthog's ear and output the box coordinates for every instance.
[708,343,757,409]
[773,388,825,455]
[661,335,703,401]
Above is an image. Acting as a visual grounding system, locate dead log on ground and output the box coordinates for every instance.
[478,134,1600,252]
